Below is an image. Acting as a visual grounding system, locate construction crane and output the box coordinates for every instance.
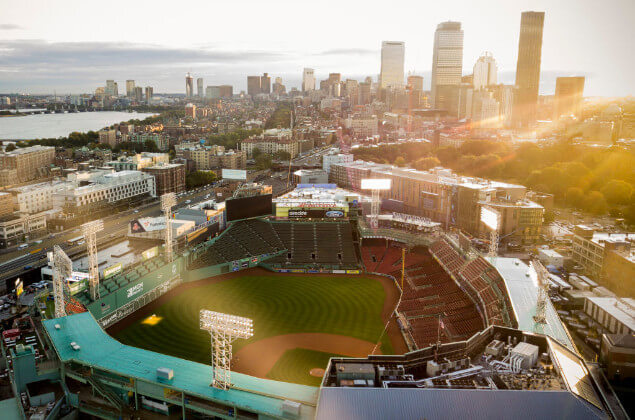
[531,259,550,324]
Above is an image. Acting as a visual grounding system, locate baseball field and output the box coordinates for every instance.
[109,269,404,386]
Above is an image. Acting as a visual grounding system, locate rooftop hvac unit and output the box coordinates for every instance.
[282,400,301,416]
[485,340,505,357]
[157,367,174,381]
[511,342,539,370]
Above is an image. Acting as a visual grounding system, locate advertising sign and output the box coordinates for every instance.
[226,194,272,221]
[15,279,23,297]
[222,169,247,181]
[142,246,159,260]
[103,263,123,279]
[288,209,345,219]
[130,217,165,233]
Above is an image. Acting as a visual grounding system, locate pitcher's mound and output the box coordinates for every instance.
[309,368,325,377]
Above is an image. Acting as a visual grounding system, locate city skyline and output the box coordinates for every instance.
[0,0,633,96]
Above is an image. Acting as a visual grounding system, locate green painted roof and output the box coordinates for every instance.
[43,312,318,419]
[0,398,22,420]
[487,257,575,351]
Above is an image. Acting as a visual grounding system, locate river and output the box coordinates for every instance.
[0,111,157,140]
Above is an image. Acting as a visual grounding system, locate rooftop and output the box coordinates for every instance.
[586,297,635,332]
[43,312,318,419]
[487,257,575,351]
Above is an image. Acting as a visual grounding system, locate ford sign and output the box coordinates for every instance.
[326,211,344,218]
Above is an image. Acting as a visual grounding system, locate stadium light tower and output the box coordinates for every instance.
[361,179,391,229]
[480,206,500,258]
[531,259,550,324]
[52,245,72,318]
[81,219,104,301]
[161,192,177,262]
[199,310,253,390]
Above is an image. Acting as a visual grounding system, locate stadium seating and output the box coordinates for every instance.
[188,219,285,270]
[267,221,358,268]
[367,241,485,348]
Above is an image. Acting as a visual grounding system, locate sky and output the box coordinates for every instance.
[0,0,633,96]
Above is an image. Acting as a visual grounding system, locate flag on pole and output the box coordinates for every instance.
[439,317,445,331]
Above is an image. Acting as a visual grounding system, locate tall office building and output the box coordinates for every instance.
[261,73,271,94]
[145,86,153,103]
[554,76,585,120]
[473,52,497,90]
[105,80,117,97]
[513,11,545,128]
[379,41,405,89]
[302,68,316,92]
[407,75,424,91]
[197,78,204,97]
[126,80,135,98]
[359,82,371,105]
[430,21,464,110]
[247,76,261,96]
[134,86,143,102]
[185,73,194,98]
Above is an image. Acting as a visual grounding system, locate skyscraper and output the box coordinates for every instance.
[430,21,464,109]
[126,80,135,98]
[513,11,545,128]
[105,80,117,97]
[134,86,143,102]
[554,76,585,120]
[302,68,315,92]
[197,78,204,97]
[473,52,497,90]
[247,76,261,96]
[145,86,153,103]
[260,73,271,94]
[185,73,194,98]
[379,41,405,89]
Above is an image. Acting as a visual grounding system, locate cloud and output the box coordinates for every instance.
[0,39,285,70]
[0,24,22,30]
[317,48,376,56]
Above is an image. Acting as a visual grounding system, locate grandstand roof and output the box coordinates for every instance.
[43,312,318,419]
[316,388,605,420]
[487,257,575,351]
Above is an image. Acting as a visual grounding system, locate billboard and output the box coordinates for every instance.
[130,217,165,233]
[142,246,159,260]
[288,209,345,219]
[103,263,123,279]
[481,206,500,230]
[222,169,247,181]
[360,178,391,190]
[226,194,272,221]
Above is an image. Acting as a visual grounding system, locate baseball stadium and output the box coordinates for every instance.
[23,185,623,419]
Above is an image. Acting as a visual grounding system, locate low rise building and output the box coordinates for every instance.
[0,145,55,186]
[0,212,47,248]
[572,225,634,297]
[106,153,169,171]
[0,192,13,217]
[142,163,186,196]
[175,144,246,171]
[583,297,635,336]
[241,133,299,159]
[292,169,329,185]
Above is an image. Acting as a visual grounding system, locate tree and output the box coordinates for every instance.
[186,171,217,189]
[394,156,406,167]
[565,187,584,208]
[601,179,633,205]
[254,154,272,170]
[273,150,291,161]
[252,147,263,159]
[413,156,440,171]
[583,191,608,215]
[143,139,159,152]
[4,143,16,152]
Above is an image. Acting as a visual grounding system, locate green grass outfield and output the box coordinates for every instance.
[112,274,392,383]
[267,349,344,386]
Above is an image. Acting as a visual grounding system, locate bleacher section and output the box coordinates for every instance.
[267,221,358,268]
[429,238,516,329]
[188,219,285,270]
[363,241,484,348]
[74,255,169,306]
